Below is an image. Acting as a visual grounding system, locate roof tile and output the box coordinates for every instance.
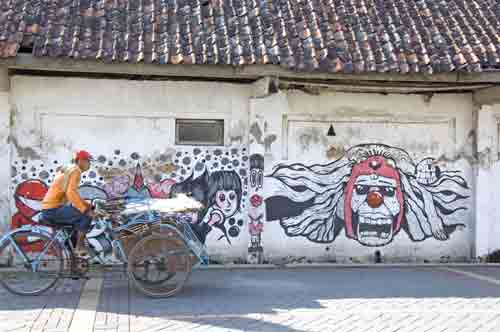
[0,0,499,73]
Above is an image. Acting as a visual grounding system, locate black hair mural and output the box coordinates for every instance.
[207,171,242,210]
[171,169,243,244]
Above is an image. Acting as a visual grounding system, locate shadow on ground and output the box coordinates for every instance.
[1,267,500,332]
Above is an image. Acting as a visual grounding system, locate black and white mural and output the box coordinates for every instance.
[265,144,470,247]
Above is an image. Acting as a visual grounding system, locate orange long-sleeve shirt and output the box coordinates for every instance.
[41,165,90,214]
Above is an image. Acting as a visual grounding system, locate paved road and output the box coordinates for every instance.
[1,267,500,332]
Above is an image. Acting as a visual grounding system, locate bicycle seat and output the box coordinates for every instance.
[38,217,75,229]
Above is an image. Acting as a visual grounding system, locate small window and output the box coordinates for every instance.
[175,119,224,146]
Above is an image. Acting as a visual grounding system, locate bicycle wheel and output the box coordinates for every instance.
[132,257,176,285]
[0,231,63,296]
[128,234,192,298]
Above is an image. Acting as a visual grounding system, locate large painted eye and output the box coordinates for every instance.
[218,193,226,202]
[250,170,257,186]
[380,186,395,197]
[257,171,263,188]
[229,192,236,200]
[355,185,369,195]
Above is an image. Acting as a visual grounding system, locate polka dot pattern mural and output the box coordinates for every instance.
[10,147,249,245]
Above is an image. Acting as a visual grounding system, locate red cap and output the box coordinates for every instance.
[74,150,94,161]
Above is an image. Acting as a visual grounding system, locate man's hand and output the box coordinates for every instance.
[86,209,97,219]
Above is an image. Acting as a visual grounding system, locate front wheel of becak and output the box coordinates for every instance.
[127,234,192,298]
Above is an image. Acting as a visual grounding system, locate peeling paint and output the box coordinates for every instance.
[298,127,329,152]
[230,120,245,145]
[326,145,345,159]
[435,130,477,165]
[250,121,276,152]
[8,135,41,159]
[250,122,263,143]
[8,105,17,128]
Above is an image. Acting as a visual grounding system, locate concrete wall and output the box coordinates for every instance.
[0,69,10,234]
[2,74,492,263]
[476,104,500,257]
[8,75,252,261]
[252,90,476,263]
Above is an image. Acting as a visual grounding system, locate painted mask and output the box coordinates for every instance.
[344,156,404,246]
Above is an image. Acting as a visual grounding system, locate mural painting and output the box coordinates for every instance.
[171,169,243,244]
[11,179,49,251]
[265,144,470,247]
[10,148,249,248]
[9,142,472,260]
[247,154,265,263]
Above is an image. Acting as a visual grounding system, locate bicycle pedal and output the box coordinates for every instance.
[71,275,90,280]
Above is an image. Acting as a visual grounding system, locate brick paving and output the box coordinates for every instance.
[0,279,83,332]
[1,267,500,332]
[125,267,500,332]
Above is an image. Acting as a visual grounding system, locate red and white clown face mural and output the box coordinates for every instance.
[265,144,470,247]
[344,156,404,246]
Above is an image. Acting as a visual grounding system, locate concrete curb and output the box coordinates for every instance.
[200,263,500,270]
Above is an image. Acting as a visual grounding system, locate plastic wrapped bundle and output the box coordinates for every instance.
[121,194,204,215]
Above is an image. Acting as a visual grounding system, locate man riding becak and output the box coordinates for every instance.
[40,150,96,259]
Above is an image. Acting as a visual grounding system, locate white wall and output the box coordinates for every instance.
[0,91,10,234]
[476,104,500,257]
[3,75,487,263]
[8,75,253,261]
[252,90,475,263]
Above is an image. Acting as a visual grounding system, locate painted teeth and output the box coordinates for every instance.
[360,231,378,237]
[359,216,392,225]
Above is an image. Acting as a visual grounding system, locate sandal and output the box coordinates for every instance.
[74,250,90,260]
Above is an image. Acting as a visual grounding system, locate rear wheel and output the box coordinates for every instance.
[128,234,192,298]
[0,231,63,296]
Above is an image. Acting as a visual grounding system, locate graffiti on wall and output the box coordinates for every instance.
[265,144,470,247]
[247,154,265,263]
[10,148,249,246]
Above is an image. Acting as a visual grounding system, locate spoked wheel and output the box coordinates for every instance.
[128,234,192,298]
[0,231,63,296]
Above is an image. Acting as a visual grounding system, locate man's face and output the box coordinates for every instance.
[78,158,91,171]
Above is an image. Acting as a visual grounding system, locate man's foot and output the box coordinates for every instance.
[74,249,90,260]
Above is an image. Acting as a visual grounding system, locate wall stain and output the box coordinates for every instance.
[435,129,476,165]
[9,105,17,128]
[250,121,277,152]
[298,127,329,152]
[326,145,345,159]
[8,136,41,159]
[250,122,263,143]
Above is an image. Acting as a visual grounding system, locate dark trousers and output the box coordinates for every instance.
[40,205,91,232]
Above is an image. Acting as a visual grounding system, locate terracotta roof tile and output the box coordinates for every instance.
[0,0,499,73]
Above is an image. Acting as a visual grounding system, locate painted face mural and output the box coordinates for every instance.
[215,190,238,216]
[171,169,243,244]
[344,156,404,246]
[13,180,48,222]
[11,180,49,252]
[265,144,470,247]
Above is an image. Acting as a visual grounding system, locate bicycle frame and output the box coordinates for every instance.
[0,225,75,272]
